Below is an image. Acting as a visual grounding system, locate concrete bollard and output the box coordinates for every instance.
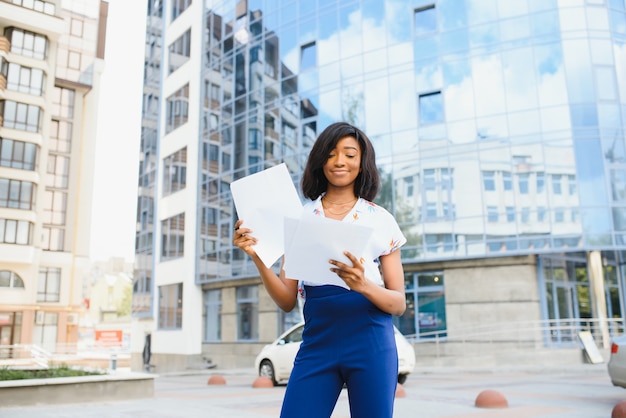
[612,400,626,418]
[252,377,274,388]
[208,375,226,385]
[475,389,508,408]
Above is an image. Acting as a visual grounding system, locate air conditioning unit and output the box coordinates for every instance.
[66,313,78,325]
[35,310,45,325]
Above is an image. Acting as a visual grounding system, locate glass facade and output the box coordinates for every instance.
[191,0,626,274]
[135,0,626,353]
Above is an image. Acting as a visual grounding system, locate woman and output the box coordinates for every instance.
[233,122,406,417]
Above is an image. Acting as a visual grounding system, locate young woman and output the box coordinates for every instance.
[233,122,406,417]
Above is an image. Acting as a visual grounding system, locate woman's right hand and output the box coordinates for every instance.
[233,219,258,257]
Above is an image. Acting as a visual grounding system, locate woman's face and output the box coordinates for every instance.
[323,135,361,189]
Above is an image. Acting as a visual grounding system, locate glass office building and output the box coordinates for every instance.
[132,0,626,370]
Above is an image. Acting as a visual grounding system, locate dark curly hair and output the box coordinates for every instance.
[301,122,379,201]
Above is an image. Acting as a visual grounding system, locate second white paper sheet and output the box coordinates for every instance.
[283,215,374,289]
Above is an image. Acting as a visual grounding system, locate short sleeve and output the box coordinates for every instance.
[377,209,406,256]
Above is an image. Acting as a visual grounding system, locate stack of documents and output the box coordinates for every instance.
[231,163,373,288]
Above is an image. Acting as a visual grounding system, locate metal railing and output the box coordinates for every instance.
[0,342,131,370]
[405,318,624,358]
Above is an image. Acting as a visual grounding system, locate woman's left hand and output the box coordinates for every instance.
[329,251,368,292]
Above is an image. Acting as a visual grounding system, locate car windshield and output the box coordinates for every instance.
[283,326,303,344]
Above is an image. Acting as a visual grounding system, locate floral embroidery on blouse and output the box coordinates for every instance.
[389,238,402,252]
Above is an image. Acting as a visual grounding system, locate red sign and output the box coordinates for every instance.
[95,330,123,347]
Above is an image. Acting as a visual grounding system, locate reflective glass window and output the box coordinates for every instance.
[414,5,437,36]
[518,173,529,194]
[483,171,495,191]
[419,91,443,124]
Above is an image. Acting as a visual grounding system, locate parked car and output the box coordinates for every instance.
[254,322,416,386]
[608,335,626,388]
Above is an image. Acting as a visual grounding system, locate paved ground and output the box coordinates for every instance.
[1,363,625,417]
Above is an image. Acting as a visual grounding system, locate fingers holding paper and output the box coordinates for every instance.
[233,220,258,257]
[329,251,367,292]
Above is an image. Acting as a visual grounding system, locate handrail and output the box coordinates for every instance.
[405,318,624,354]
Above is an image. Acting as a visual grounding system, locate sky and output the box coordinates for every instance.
[89,0,146,263]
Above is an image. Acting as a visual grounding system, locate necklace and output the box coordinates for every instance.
[322,195,357,205]
[322,205,353,216]
[321,195,357,216]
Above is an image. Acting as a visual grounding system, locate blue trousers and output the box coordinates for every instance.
[280,285,398,418]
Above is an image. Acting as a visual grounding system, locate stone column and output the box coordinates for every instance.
[588,250,610,348]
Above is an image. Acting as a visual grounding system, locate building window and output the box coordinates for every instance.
[414,5,437,36]
[4,28,48,60]
[441,168,453,189]
[161,213,185,260]
[0,270,25,288]
[5,63,45,96]
[0,100,42,132]
[67,50,81,70]
[0,178,36,210]
[52,87,75,118]
[554,208,565,223]
[397,271,446,337]
[521,207,530,223]
[163,147,187,196]
[41,226,64,251]
[487,206,498,222]
[0,138,38,171]
[423,168,436,190]
[568,175,577,195]
[301,42,317,70]
[518,173,529,194]
[0,218,33,244]
[33,311,57,352]
[236,285,258,341]
[169,29,191,74]
[502,171,512,191]
[425,202,437,220]
[42,190,67,224]
[172,0,192,21]
[166,84,189,133]
[38,267,61,302]
[536,172,545,193]
[46,155,70,188]
[552,174,562,195]
[418,91,443,124]
[506,206,515,222]
[50,120,72,153]
[70,18,83,37]
[203,289,221,342]
[537,206,547,222]
[404,176,414,197]
[158,283,183,329]
[482,171,495,191]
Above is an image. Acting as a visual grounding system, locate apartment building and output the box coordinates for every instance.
[0,0,107,353]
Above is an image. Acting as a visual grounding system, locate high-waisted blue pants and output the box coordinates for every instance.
[280,285,398,418]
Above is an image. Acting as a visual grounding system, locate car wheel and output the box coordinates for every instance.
[397,374,407,385]
[259,359,277,386]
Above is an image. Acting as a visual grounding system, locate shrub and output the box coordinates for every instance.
[0,365,105,381]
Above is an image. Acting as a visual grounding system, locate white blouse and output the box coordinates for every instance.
[298,195,406,289]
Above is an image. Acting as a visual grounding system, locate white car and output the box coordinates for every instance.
[608,335,626,388]
[254,322,416,386]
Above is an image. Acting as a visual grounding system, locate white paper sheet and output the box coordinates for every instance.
[283,215,374,288]
[230,163,303,268]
